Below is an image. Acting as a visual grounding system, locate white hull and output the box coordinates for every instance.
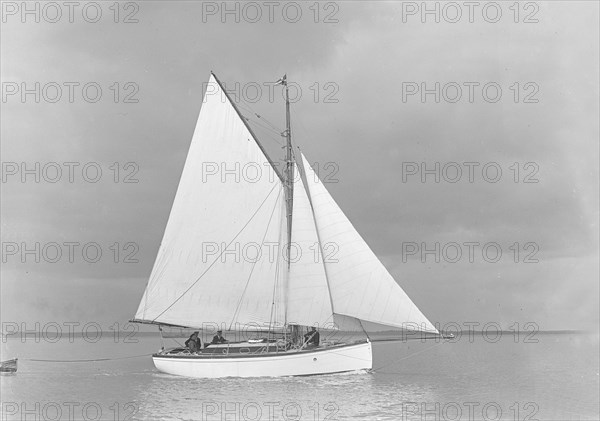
[153,341,372,378]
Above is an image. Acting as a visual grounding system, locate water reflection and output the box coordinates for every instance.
[1,334,598,420]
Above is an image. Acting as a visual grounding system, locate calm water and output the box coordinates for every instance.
[1,333,598,420]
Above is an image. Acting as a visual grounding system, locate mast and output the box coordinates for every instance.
[281,75,294,267]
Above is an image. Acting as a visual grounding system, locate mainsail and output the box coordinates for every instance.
[134,74,287,328]
[134,73,438,334]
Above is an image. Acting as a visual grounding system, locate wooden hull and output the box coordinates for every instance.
[152,341,372,378]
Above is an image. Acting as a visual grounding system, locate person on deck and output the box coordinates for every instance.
[304,326,320,347]
[212,330,228,344]
[185,331,203,353]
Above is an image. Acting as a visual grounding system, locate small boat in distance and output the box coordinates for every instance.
[0,358,17,373]
[131,72,438,378]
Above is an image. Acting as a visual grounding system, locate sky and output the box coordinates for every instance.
[1,1,598,333]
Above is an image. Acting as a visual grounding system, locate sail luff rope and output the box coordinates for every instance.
[294,149,337,320]
[228,186,283,330]
[150,182,279,323]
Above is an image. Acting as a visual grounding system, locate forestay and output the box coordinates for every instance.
[286,163,334,328]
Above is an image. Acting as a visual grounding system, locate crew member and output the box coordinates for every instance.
[185,331,203,353]
[212,330,228,344]
[304,326,320,347]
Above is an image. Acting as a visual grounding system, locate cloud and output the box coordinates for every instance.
[1,2,598,331]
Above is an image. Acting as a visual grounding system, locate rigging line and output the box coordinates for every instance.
[236,105,283,137]
[294,149,337,318]
[245,117,285,141]
[252,123,285,143]
[253,112,283,134]
[253,130,285,148]
[24,353,154,363]
[232,105,283,145]
[245,115,281,134]
[371,339,448,373]
[235,102,255,116]
[240,112,284,138]
[268,199,285,335]
[228,186,283,329]
[358,319,371,341]
[164,336,184,348]
[236,95,284,134]
[268,260,280,343]
[151,182,280,322]
[235,108,286,156]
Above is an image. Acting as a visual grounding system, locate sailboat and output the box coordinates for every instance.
[1,332,17,374]
[131,72,438,378]
[0,358,17,373]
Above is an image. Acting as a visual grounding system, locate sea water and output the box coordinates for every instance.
[1,332,598,420]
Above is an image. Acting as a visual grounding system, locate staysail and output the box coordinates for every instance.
[134,73,437,334]
[297,153,438,333]
[285,163,334,328]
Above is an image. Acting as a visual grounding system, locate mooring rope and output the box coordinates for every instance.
[22,353,154,363]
